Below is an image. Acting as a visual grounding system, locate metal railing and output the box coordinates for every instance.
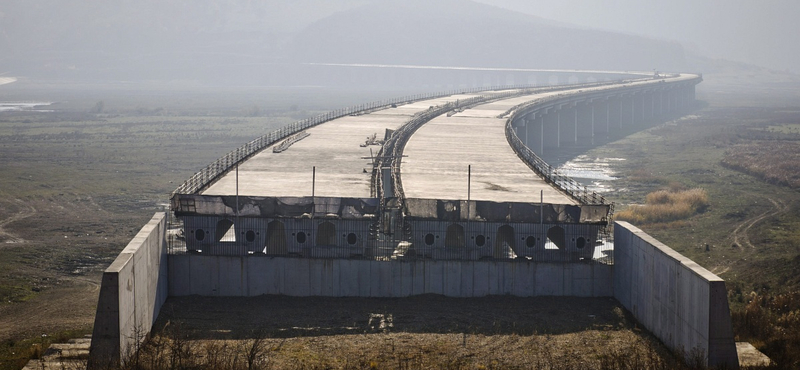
[505,121,608,205]
[501,74,695,205]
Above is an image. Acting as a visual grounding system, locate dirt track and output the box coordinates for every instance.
[0,277,98,342]
[731,196,789,250]
[0,197,36,245]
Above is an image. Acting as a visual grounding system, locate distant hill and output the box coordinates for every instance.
[0,0,368,81]
[1,0,688,85]
[289,0,687,71]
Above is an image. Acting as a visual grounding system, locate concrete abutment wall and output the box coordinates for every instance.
[88,217,740,368]
[168,256,613,298]
[89,213,169,368]
[613,221,738,369]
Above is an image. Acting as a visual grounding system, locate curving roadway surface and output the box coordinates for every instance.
[202,74,699,205]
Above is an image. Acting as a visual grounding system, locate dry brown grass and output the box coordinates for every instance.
[731,291,800,369]
[108,295,713,370]
[721,142,800,189]
[117,331,696,370]
[615,188,709,225]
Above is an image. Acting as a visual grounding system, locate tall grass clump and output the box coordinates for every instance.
[722,142,800,189]
[731,291,800,369]
[616,188,709,224]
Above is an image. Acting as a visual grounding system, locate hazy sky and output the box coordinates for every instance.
[479,0,800,73]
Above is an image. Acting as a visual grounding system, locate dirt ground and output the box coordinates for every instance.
[156,295,628,339]
[0,195,149,344]
[147,295,683,369]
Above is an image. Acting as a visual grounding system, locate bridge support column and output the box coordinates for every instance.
[641,93,646,123]
[524,116,538,151]
[591,102,595,144]
[523,115,537,153]
[522,118,529,147]
[667,90,675,114]
[542,109,559,151]
[573,106,578,144]
[575,102,595,145]
[539,115,545,154]
[685,86,693,110]
[556,110,561,148]
[651,92,655,120]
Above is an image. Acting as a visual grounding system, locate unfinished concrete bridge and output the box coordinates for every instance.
[90,70,740,369]
[170,71,699,259]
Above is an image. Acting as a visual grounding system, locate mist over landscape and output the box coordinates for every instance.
[3,0,786,85]
[2,1,800,369]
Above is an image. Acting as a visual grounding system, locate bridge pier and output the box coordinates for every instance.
[650,91,656,120]
[556,108,562,147]
[667,89,673,113]
[524,115,543,154]
[537,114,545,154]
[542,108,559,151]
[575,101,595,145]
[561,104,578,146]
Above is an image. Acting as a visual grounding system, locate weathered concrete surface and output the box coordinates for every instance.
[401,75,700,204]
[23,337,91,370]
[613,221,738,369]
[199,74,699,205]
[168,255,613,298]
[202,93,488,198]
[736,342,772,367]
[89,213,168,368]
[402,92,577,204]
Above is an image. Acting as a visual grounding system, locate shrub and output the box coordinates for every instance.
[616,188,708,224]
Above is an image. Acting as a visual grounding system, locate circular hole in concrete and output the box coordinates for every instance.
[475,235,486,247]
[195,229,205,241]
[525,236,537,248]
[347,233,357,245]
[576,237,586,249]
[297,231,307,244]
[245,230,256,242]
[424,233,435,246]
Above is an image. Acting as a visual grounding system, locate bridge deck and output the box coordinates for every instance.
[202,93,490,198]
[201,74,698,203]
[401,91,577,204]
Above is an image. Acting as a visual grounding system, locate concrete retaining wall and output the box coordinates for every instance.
[89,213,169,368]
[168,256,613,298]
[613,221,738,369]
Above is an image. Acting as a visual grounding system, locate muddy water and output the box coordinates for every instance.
[0,101,53,112]
[556,155,624,194]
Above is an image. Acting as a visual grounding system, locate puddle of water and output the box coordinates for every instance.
[0,102,54,112]
[556,155,624,193]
